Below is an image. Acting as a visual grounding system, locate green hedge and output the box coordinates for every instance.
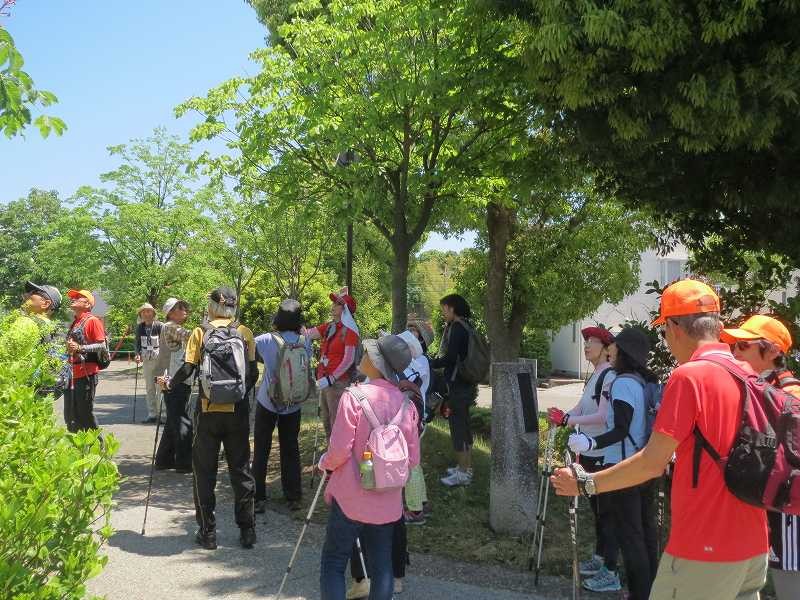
[0,313,119,598]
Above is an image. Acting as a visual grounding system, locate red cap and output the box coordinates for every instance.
[330,291,357,314]
[581,326,614,346]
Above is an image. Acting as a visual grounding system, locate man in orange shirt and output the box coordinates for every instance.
[721,315,800,600]
[551,280,769,600]
[65,289,107,432]
[306,288,360,437]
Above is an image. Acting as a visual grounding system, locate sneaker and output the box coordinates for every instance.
[445,466,459,476]
[254,500,267,514]
[194,529,217,550]
[346,578,370,599]
[579,554,604,576]
[404,510,426,525]
[440,468,472,487]
[583,566,621,593]
[394,578,404,593]
[239,527,256,549]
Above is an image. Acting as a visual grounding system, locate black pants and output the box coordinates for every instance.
[447,382,477,452]
[155,383,193,470]
[351,517,408,580]
[192,402,255,532]
[64,374,99,432]
[579,456,620,567]
[606,479,659,600]
[252,402,302,502]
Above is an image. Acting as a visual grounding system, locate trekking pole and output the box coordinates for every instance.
[529,426,557,581]
[310,391,322,490]
[656,475,665,556]
[355,535,370,585]
[141,370,167,535]
[565,449,581,600]
[276,471,329,600]
[132,362,140,423]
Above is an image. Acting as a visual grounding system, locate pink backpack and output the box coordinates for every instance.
[350,387,411,491]
[692,354,800,514]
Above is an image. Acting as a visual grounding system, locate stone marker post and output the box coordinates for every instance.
[489,359,539,535]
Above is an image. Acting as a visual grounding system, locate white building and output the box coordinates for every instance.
[549,246,689,377]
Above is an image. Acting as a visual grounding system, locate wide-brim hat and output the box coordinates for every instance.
[363,335,412,382]
[25,281,62,311]
[613,327,651,369]
[397,330,423,359]
[137,302,156,316]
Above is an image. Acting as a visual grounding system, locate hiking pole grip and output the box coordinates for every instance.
[276,471,329,600]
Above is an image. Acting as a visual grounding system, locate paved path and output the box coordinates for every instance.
[477,382,584,413]
[72,363,571,599]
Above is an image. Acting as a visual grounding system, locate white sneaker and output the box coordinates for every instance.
[346,578,370,599]
[440,468,472,487]
[394,578,404,593]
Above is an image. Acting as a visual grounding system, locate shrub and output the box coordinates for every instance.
[0,312,119,599]
[520,328,552,378]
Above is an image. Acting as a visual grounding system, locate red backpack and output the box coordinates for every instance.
[692,353,800,514]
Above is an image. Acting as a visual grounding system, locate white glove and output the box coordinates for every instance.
[316,376,332,390]
[568,432,595,453]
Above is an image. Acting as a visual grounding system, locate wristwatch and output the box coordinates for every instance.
[571,463,597,497]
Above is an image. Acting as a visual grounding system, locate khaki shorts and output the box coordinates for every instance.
[650,552,768,600]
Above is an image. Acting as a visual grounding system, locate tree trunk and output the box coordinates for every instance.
[390,242,410,333]
[485,201,521,361]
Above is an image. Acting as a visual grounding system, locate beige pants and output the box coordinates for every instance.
[650,552,768,600]
[770,568,800,600]
[319,378,349,438]
[142,358,160,419]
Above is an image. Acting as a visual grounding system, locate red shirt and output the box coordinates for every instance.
[69,312,106,380]
[316,322,359,380]
[654,343,768,562]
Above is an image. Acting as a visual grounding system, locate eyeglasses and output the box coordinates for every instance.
[733,340,771,352]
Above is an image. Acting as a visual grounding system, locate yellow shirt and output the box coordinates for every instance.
[185,318,256,413]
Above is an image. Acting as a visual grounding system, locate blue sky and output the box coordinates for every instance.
[1,1,472,252]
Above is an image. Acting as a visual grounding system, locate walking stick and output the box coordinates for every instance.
[656,475,665,556]
[141,371,167,535]
[309,390,322,489]
[355,535,370,585]
[529,426,557,581]
[276,471,329,600]
[133,362,140,423]
[565,449,581,600]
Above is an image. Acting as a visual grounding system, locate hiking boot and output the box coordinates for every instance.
[254,500,267,514]
[239,527,256,549]
[195,529,217,550]
[346,578,370,599]
[404,510,426,526]
[579,554,604,576]
[583,566,621,593]
[440,468,472,487]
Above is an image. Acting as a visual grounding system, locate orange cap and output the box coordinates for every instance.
[721,315,792,354]
[651,279,720,326]
[67,289,95,307]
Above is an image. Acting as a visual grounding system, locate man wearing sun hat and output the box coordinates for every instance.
[64,289,107,432]
[306,287,361,437]
[551,279,769,600]
[135,302,163,424]
[722,314,800,600]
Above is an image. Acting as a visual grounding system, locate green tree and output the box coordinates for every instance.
[494,0,800,262]
[178,0,531,332]
[0,5,65,138]
[73,128,221,320]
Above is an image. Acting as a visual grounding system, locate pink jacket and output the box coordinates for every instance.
[320,379,420,524]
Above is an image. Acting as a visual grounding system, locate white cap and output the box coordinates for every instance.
[398,330,423,359]
[162,297,179,316]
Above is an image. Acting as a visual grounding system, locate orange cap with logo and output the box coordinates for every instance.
[721,315,793,354]
[651,279,720,326]
[67,289,96,308]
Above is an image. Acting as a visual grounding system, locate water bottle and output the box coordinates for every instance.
[359,451,375,490]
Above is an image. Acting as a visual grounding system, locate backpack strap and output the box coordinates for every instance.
[592,367,612,405]
[775,370,800,390]
[690,354,749,488]
[390,396,410,426]
[349,386,383,430]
